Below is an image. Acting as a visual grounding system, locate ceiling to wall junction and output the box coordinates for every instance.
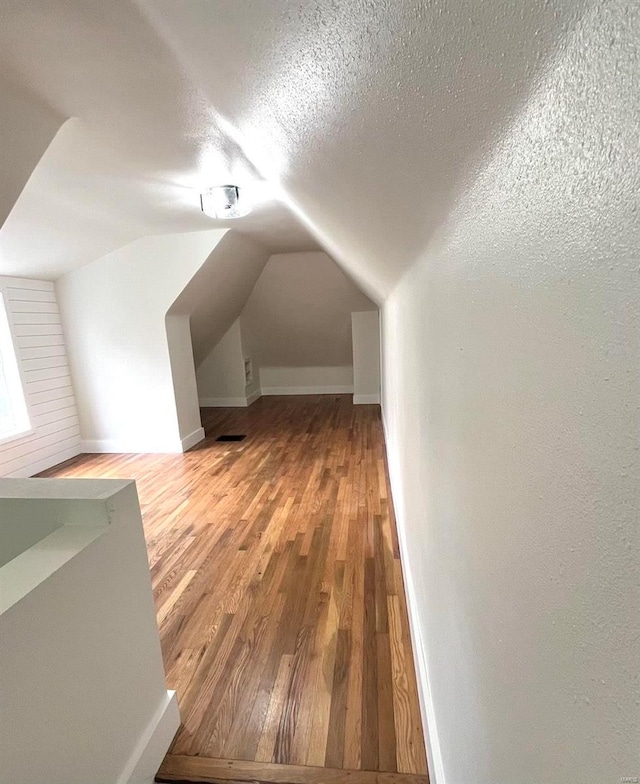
[137,0,588,300]
[240,251,376,369]
[0,74,63,231]
[168,231,271,366]
[0,0,318,280]
[0,0,587,294]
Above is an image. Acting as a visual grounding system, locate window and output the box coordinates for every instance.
[0,291,30,443]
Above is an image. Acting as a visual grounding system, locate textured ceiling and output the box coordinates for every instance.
[0,0,318,279]
[138,0,587,299]
[0,117,319,279]
[0,0,586,288]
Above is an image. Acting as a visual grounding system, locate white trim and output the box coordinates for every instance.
[118,690,180,784]
[246,388,262,406]
[80,438,183,454]
[381,409,446,784]
[181,426,205,452]
[353,393,381,404]
[199,396,248,408]
[261,385,353,396]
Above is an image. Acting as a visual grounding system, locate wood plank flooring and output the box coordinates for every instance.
[156,756,428,784]
[41,395,428,782]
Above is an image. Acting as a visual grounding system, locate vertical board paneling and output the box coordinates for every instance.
[0,276,81,477]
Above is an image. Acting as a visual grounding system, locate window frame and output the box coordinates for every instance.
[0,284,34,446]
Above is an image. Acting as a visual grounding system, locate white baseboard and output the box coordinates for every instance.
[199,396,248,407]
[201,388,351,403]
[381,409,445,784]
[261,385,353,396]
[118,690,180,784]
[353,393,381,404]
[246,388,262,406]
[181,427,205,452]
[80,439,183,454]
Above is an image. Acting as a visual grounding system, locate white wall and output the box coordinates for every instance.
[259,365,353,395]
[165,314,202,450]
[174,232,270,410]
[0,276,81,477]
[351,311,381,404]
[239,318,261,404]
[196,319,248,406]
[381,6,639,782]
[195,250,376,402]
[0,514,63,569]
[57,230,226,453]
[240,251,375,391]
[0,478,178,784]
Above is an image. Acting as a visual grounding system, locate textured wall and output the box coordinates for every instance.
[382,3,639,781]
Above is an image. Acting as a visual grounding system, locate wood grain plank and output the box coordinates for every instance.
[376,633,397,773]
[361,559,378,771]
[387,596,427,774]
[324,628,350,769]
[255,654,294,763]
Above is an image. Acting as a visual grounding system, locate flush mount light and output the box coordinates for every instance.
[200,185,251,219]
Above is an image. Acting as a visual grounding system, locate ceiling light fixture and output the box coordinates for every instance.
[200,185,251,219]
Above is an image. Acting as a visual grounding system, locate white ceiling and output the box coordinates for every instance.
[0,0,319,280]
[0,117,319,279]
[0,0,586,290]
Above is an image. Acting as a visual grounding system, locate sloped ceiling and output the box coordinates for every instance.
[168,232,271,366]
[0,0,318,280]
[0,74,63,229]
[0,0,586,294]
[138,0,587,300]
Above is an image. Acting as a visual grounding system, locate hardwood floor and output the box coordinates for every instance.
[41,395,428,783]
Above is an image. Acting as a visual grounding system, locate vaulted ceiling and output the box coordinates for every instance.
[0,0,586,297]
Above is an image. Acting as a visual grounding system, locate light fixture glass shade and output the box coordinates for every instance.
[200,185,251,219]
